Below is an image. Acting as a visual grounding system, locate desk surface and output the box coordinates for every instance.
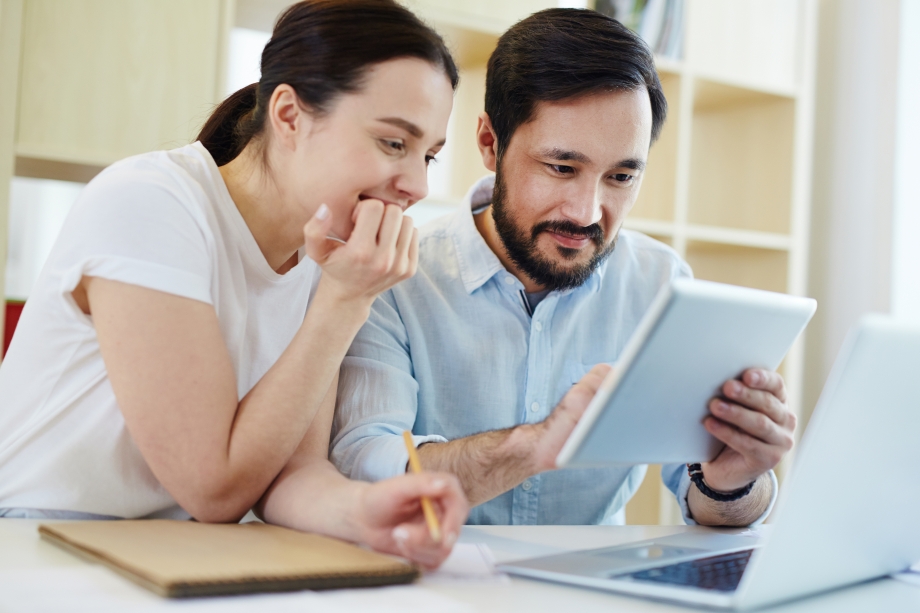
[2,520,918,612]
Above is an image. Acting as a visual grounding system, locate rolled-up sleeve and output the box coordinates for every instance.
[331,291,447,482]
[661,463,778,526]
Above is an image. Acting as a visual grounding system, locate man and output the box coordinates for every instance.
[331,8,795,527]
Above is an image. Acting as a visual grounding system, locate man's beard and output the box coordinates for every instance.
[490,167,617,291]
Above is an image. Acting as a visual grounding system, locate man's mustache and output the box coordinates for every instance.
[531,220,605,245]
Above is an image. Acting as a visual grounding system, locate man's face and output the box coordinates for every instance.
[489,88,653,290]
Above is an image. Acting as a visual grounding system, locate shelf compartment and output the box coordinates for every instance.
[631,72,681,222]
[685,241,787,293]
[687,79,795,235]
[684,224,791,250]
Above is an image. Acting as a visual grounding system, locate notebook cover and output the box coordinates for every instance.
[39,520,419,598]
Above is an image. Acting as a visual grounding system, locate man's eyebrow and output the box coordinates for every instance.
[538,148,646,172]
[617,158,646,171]
[538,147,592,164]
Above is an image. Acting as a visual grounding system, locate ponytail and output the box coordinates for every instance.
[197,83,259,167]
[195,0,458,167]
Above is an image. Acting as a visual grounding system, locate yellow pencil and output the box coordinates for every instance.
[402,430,442,543]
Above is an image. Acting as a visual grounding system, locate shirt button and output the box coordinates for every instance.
[504,276,515,285]
[533,321,543,332]
[522,480,533,491]
[530,402,540,413]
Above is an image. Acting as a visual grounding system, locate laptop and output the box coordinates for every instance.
[500,315,920,610]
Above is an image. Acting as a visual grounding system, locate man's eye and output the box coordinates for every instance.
[614,173,634,183]
[549,164,575,174]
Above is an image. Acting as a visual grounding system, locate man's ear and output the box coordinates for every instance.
[267,84,313,152]
[476,112,499,172]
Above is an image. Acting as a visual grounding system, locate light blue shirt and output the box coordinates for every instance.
[332,176,776,525]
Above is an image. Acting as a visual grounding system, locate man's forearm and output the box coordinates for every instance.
[417,424,540,507]
[687,472,772,527]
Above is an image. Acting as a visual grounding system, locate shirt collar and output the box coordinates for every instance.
[450,175,506,294]
[448,174,608,296]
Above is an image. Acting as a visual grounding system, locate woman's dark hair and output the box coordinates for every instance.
[198,0,459,166]
[485,8,667,161]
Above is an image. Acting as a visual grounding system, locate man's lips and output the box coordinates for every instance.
[545,230,592,249]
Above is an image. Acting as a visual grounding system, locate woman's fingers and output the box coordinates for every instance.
[312,200,420,303]
[301,203,339,263]
[407,227,419,278]
[394,217,416,278]
[349,198,386,249]
[381,473,468,569]
[375,203,404,256]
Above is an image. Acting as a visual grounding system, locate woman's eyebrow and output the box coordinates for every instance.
[376,117,446,147]
[377,117,424,138]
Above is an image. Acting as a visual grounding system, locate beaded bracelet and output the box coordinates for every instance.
[686,463,755,502]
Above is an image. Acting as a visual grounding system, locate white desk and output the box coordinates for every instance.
[2,520,918,612]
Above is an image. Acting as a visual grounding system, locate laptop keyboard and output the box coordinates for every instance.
[618,548,754,593]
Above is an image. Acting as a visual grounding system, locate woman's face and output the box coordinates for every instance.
[275,58,454,241]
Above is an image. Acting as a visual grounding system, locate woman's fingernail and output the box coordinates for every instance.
[315,203,329,220]
[392,526,409,542]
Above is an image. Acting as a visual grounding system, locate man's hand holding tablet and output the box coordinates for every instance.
[543,279,814,526]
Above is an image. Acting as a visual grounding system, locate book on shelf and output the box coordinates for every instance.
[594,0,685,61]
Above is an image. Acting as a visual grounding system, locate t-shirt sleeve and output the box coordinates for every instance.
[53,164,213,306]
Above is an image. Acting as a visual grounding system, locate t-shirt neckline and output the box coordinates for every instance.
[192,142,309,284]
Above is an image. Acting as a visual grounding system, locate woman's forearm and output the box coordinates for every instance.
[205,282,375,519]
[257,455,369,543]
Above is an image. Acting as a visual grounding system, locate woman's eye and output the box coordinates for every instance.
[425,155,438,166]
[548,164,575,175]
[382,139,405,153]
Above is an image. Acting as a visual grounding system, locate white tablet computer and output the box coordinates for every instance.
[556,278,816,468]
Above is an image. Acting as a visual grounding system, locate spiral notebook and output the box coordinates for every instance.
[39,520,418,598]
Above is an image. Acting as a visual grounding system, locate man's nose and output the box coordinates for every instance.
[561,180,604,227]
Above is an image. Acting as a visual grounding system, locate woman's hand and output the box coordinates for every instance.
[355,472,469,570]
[302,199,419,305]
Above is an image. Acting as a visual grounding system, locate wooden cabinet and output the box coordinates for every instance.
[16,0,231,167]
[0,0,232,354]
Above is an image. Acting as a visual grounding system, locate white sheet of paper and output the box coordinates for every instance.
[0,567,473,613]
[422,543,509,584]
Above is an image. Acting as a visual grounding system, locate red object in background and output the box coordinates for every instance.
[3,301,25,357]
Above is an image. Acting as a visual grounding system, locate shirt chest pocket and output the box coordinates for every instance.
[553,361,599,408]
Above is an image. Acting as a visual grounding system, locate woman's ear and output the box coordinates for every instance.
[476,112,499,172]
[267,84,313,151]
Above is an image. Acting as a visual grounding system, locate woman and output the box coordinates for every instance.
[0,0,466,568]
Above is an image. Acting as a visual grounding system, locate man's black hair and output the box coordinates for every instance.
[485,8,667,160]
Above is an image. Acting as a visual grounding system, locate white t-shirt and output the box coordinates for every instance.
[0,142,319,519]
